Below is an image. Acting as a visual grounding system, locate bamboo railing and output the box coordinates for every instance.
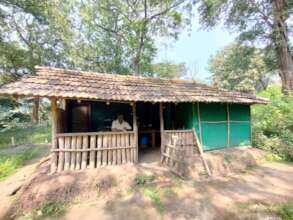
[161,129,211,177]
[161,129,199,176]
[51,131,136,172]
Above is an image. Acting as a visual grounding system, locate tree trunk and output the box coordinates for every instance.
[272,0,293,94]
[32,98,39,124]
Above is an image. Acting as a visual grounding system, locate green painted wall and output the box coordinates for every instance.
[164,102,251,151]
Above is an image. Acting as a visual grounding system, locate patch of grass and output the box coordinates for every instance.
[277,201,293,220]
[265,152,284,162]
[0,123,51,149]
[142,187,165,213]
[0,147,41,180]
[19,199,68,220]
[172,176,184,187]
[40,199,68,218]
[135,174,156,187]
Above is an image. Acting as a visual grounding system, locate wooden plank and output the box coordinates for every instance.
[108,134,112,165]
[227,103,230,147]
[117,134,121,165]
[197,103,203,145]
[132,102,138,163]
[57,137,65,172]
[159,103,164,163]
[75,136,82,170]
[70,136,77,170]
[126,134,131,162]
[51,146,136,152]
[90,135,96,168]
[56,131,134,137]
[81,136,88,169]
[121,134,126,164]
[64,136,71,171]
[129,133,134,162]
[50,98,58,173]
[102,135,108,166]
[112,134,117,165]
[96,135,102,166]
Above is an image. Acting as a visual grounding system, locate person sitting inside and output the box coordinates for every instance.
[111,114,132,131]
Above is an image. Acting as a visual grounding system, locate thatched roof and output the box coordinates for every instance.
[0,66,268,104]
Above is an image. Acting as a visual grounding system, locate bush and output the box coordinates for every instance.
[0,147,42,180]
[0,123,51,149]
[252,86,293,162]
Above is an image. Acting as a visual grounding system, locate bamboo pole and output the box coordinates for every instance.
[96,135,102,166]
[57,137,65,172]
[112,134,117,165]
[102,135,108,166]
[75,136,82,170]
[197,103,203,145]
[159,103,164,162]
[50,98,58,173]
[132,102,138,163]
[64,137,71,171]
[90,135,96,168]
[227,104,230,147]
[70,136,77,170]
[81,136,88,169]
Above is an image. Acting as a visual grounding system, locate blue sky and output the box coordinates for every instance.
[155,22,237,81]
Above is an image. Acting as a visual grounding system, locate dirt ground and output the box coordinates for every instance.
[0,146,293,220]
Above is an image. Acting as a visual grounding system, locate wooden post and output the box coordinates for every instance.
[227,103,230,147]
[159,103,164,159]
[132,102,138,163]
[197,103,203,145]
[50,98,58,173]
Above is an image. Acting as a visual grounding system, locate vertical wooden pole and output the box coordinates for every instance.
[50,98,58,173]
[249,105,252,146]
[159,103,164,158]
[227,103,230,147]
[132,102,138,163]
[197,103,203,145]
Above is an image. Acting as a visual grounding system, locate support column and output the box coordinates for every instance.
[50,98,58,173]
[159,103,164,156]
[132,102,138,163]
[197,103,203,144]
[227,103,230,147]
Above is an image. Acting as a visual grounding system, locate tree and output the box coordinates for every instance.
[208,43,272,93]
[78,0,189,75]
[152,61,187,79]
[197,0,293,94]
[0,0,74,123]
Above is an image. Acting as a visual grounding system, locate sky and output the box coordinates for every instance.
[155,18,237,81]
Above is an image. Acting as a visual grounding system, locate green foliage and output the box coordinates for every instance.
[196,0,293,93]
[20,199,68,220]
[142,187,165,212]
[0,123,51,149]
[135,174,156,187]
[209,43,272,93]
[277,201,293,220]
[252,86,293,161]
[0,147,42,180]
[40,200,68,218]
[152,62,187,79]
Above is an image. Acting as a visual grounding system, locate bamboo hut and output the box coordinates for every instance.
[0,66,268,173]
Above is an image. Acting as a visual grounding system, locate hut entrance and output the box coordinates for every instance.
[136,102,161,161]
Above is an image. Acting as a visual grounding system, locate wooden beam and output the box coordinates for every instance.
[227,103,230,147]
[50,97,58,173]
[197,103,203,145]
[132,102,138,163]
[159,103,164,156]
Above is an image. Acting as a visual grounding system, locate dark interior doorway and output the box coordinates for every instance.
[136,102,161,160]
